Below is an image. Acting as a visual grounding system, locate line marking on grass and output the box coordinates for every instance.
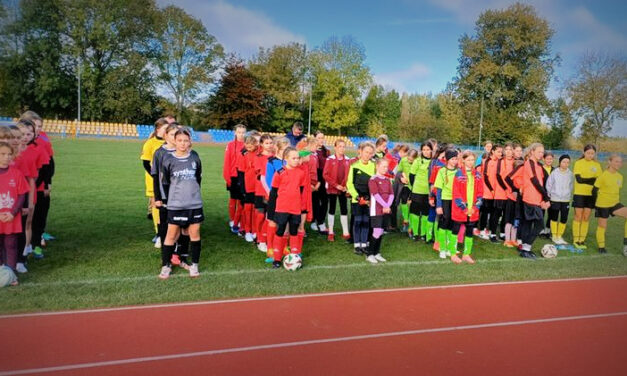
[1,311,625,375]
[15,253,621,288]
[1,274,625,319]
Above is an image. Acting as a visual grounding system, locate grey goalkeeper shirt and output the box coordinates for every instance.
[161,150,203,210]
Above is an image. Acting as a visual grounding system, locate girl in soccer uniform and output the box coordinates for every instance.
[323,139,352,242]
[140,118,168,245]
[152,123,191,268]
[572,144,602,249]
[592,154,625,255]
[428,143,447,248]
[482,145,503,242]
[347,142,376,255]
[451,150,483,264]
[367,158,394,264]
[0,141,29,285]
[546,154,574,245]
[520,143,550,259]
[253,134,274,253]
[539,152,555,237]
[408,142,433,241]
[311,131,330,234]
[435,149,459,259]
[223,124,246,233]
[264,137,290,261]
[237,136,259,243]
[395,149,418,233]
[496,143,515,246]
[389,144,408,231]
[270,147,307,268]
[158,128,203,279]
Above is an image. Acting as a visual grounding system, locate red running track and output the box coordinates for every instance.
[1,276,626,375]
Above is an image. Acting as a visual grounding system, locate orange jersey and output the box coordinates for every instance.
[495,158,514,200]
[482,157,498,199]
[522,159,547,206]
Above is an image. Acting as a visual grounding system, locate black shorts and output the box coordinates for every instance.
[274,212,301,236]
[493,199,507,210]
[168,208,204,228]
[595,203,624,219]
[410,193,430,216]
[228,177,242,200]
[573,194,595,209]
[438,200,453,230]
[399,186,411,203]
[503,199,516,224]
[254,195,267,210]
[523,203,543,221]
[242,192,255,204]
[370,214,391,229]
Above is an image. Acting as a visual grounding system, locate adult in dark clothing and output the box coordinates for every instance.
[285,122,305,147]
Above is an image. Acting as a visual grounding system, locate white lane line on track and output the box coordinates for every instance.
[1,311,626,376]
[1,275,625,319]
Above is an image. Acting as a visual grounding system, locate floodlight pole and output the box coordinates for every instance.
[478,95,484,149]
[77,56,81,124]
[307,84,312,136]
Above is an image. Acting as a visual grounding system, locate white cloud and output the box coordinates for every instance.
[157,0,306,57]
[374,63,431,93]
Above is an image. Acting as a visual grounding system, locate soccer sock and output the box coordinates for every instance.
[572,220,581,243]
[463,236,474,255]
[151,207,159,233]
[273,236,286,261]
[289,235,300,254]
[558,222,567,239]
[420,216,428,237]
[259,218,268,244]
[425,220,434,242]
[327,214,335,234]
[550,221,558,238]
[437,228,446,249]
[340,215,349,236]
[245,204,255,233]
[255,211,265,238]
[297,231,305,254]
[400,204,409,223]
[283,235,290,255]
[234,204,243,229]
[190,240,201,264]
[410,214,420,236]
[596,226,606,249]
[505,223,512,242]
[447,231,457,254]
[581,221,589,242]
[178,234,190,262]
[161,244,175,267]
[228,199,237,222]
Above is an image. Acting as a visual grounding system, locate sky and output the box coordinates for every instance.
[158,0,627,136]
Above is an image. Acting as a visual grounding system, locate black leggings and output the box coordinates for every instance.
[452,220,477,237]
[489,200,505,235]
[548,202,569,224]
[479,199,494,230]
[521,204,544,246]
[275,212,301,237]
[31,191,50,249]
[312,185,328,225]
[328,194,348,215]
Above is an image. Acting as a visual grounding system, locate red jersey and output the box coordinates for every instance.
[223,139,244,184]
[12,149,39,179]
[323,154,351,195]
[298,163,313,222]
[36,134,54,157]
[237,149,257,194]
[272,167,307,215]
[368,175,394,216]
[254,153,272,198]
[0,166,29,234]
[308,153,319,187]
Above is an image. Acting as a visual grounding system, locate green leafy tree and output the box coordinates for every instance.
[360,85,400,138]
[542,97,574,149]
[249,43,307,132]
[310,36,372,133]
[454,2,558,144]
[207,58,267,129]
[151,5,224,121]
[567,52,627,147]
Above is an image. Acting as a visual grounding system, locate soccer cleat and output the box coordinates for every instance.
[473,228,480,236]
[42,232,56,241]
[598,248,607,254]
[16,263,28,273]
[22,245,32,257]
[33,247,44,259]
[229,220,234,228]
[462,255,475,264]
[310,222,319,231]
[159,266,172,280]
[230,225,240,234]
[557,237,568,245]
[170,254,181,266]
[551,236,561,244]
[366,255,378,264]
[154,237,162,249]
[318,223,328,234]
[519,250,537,260]
[342,234,351,240]
[244,233,254,243]
[179,261,191,271]
[374,254,387,262]
[272,261,282,269]
[489,235,499,243]
[257,242,268,253]
[574,242,587,250]
[439,251,447,259]
[189,263,200,278]
[451,254,462,264]
[353,247,363,255]
[151,234,159,243]
[499,233,506,241]
[327,233,335,242]
[478,230,490,240]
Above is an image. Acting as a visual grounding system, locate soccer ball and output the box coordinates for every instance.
[0,265,18,287]
[541,244,558,259]
[283,253,302,271]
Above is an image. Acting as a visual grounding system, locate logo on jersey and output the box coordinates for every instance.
[8,179,16,188]
[0,191,15,210]
[591,167,597,173]
[192,161,197,169]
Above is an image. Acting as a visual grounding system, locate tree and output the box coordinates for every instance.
[207,58,267,129]
[567,52,627,146]
[542,97,574,149]
[151,5,224,121]
[359,85,400,138]
[249,43,307,132]
[454,3,558,143]
[310,36,372,133]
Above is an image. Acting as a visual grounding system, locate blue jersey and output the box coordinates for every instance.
[265,156,286,189]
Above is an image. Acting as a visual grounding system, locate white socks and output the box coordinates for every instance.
[327,214,335,234]
[340,215,349,236]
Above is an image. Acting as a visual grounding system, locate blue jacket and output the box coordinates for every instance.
[286,131,305,146]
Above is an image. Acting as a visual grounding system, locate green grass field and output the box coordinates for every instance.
[1,138,626,314]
